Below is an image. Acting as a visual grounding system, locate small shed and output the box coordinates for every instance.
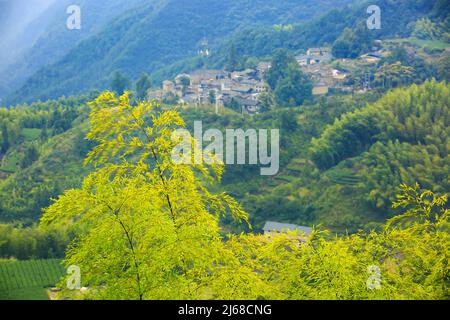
[263,221,312,238]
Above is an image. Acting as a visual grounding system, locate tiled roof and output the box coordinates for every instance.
[263,221,312,235]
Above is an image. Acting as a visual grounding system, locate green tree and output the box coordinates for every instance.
[279,110,298,132]
[208,90,216,105]
[110,71,130,96]
[436,55,450,82]
[41,92,264,300]
[225,97,241,113]
[274,63,313,107]
[135,73,151,101]
[39,126,49,141]
[225,43,239,72]
[1,123,10,153]
[232,184,449,299]
[264,49,294,90]
[257,92,274,112]
[412,18,441,40]
[375,62,414,88]
[20,144,39,169]
[332,23,372,59]
[178,75,191,96]
[265,49,312,107]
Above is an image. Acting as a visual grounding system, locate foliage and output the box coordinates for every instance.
[310,81,449,169]
[0,95,90,222]
[310,81,449,211]
[0,224,70,260]
[225,43,239,72]
[332,23,372,59]
[229,184,449,299]
[135,73,152,102]
[19,144,39,169]
[265,49,313,107]
[413,18,443,40]
[110,71,130,96]
[0,124,10,154]
[41,92,261,300]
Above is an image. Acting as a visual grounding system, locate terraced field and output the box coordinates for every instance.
[0,259,64,300]
[326,170,362,186]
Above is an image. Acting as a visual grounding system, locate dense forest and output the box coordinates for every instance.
[152,0,450,84]
[1,81,448,258]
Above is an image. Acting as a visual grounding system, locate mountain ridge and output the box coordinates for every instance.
[3,0,357,105]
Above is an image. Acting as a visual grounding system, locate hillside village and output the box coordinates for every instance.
[149,44,389,114]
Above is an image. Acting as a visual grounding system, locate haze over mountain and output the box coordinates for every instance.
[0,0,151,102]
[0,0,56,66]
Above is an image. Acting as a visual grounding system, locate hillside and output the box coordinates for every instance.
[0,0,153,101]
[3,0,357,105]
[152,0,449,82]
[1,81,448,235]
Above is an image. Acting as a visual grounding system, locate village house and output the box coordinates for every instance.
[154,67,267,114]
[296,48,353,95]
[155,45,349,110]
[257,61,271,78]
[312,83,329,96]
[296,47,332,66]
[263,221,312,241]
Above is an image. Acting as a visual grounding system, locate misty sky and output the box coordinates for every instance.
[0,0,56,37]
[0,0,58,72]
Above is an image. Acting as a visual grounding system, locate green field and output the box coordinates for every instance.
[21,128,42,142]
[0,259,65,300]
[0,151,20,173]
[390,37,450,50]
[326,169,362,186]
[407,38,449,50]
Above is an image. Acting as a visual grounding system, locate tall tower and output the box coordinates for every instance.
[198,37,210,57]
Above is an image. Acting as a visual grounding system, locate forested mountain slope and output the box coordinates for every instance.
[4,0,356,105]
[152,0,449,83]
[0,0,153,102]
[310,80,449,211]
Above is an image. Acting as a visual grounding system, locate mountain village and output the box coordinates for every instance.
[149,44,388,114]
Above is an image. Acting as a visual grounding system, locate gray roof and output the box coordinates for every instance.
[296,54,309,60]
[263,221,312,235]
[234,96,258,106]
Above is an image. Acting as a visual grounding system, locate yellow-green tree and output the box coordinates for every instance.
[229,184,449,299]
[41,92,449,300]
[41,92,266,300]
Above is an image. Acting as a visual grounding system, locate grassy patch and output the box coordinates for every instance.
[275,175,297,183]
[390,37,450,50]
[407,38,449,50]
[0,151,20,173]
[0,287,49,300]
[21,128,42,142]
